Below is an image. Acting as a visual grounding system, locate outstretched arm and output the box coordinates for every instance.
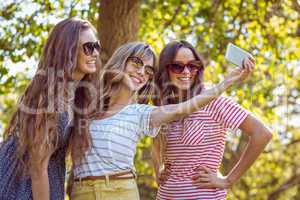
[150,57,255,127]
[150,79,232,127]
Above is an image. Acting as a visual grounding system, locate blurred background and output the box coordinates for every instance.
[0,0,299,199]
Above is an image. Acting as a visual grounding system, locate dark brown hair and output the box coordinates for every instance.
[4,18,101,175]
[151,40,205,179]
[154,40,205,105]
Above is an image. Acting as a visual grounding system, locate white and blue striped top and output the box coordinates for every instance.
[73,104,158,178]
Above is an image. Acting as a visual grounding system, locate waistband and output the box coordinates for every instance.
[74,170,136,182]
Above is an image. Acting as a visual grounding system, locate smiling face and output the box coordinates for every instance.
[123,56,154,92]
[72,28,100,80]
[168,47,198,90]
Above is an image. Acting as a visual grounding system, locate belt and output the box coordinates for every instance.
[74,170,136,182]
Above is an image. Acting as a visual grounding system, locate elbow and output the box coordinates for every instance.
[265,130,273,142]
[262,126,273,142]
[253,127,272,144]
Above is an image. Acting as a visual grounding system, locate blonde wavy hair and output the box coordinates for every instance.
[70,41,157,164]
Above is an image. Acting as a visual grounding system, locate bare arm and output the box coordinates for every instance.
[151,79,231,127]
[224,115,272,187]
[30,162,50,200]
[29,145,54,200]
[193,114,272,189]
[151,60,254,127]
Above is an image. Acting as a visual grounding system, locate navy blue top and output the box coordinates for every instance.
[0,112,71,200]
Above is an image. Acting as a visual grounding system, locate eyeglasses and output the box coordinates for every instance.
[82,41,102,56]
[127,56,155,77]
[167,60,203,75]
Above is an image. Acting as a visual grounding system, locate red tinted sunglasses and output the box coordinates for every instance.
[167,60,203,75]
[82,41,102,56]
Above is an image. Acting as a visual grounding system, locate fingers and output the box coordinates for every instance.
[196,173,210,180]
[159,173,168,181]
[248,56,255,64]
[227,56,255,84]
[192,174,200,180]
[246,59,254,71]
[242,57,255,72]
[158,177,167,185]
[200,165,212,173]
[242,59,246,69]
[195,182,214,188]
[192,166,220,188]
[248,58,255,71]
[192,171,208,180]
[195,176,210,184]
[157,170,169,185]
[192,165,212,180]
[193,174,210,185]
[242,59,250,72]
[193,175,214,189]
[233,67,243,74]
[237,56,256,83]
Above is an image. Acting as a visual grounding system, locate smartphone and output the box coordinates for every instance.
[225,43,253,66]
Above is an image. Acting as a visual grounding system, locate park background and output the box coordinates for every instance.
[0,0,299,199]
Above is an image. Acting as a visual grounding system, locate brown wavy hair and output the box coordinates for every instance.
[151,40,205,178]
[4,18,101,176]
[70,41,157,165]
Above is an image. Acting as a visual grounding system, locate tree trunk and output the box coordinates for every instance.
[98,0,140,64]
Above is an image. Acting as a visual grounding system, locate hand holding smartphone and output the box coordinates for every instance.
[225,43,253,67]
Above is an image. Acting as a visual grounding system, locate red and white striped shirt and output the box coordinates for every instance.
[157,96,249,200]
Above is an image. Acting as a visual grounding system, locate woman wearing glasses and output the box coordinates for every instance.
[152,40,272,200]
[0,18,101,200]
[69,41,253,200]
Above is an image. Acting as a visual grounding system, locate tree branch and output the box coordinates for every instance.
[68,0,80,17]
[163,0,187,29]
[268,174,300,200]
[292,0,300,13]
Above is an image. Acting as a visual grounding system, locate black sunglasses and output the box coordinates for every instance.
[127,56,155,77]
[82,41,102,56]
[167,60,203,75]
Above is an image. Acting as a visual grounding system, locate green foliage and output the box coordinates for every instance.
[140,1,300,199]
[1,0,300,199]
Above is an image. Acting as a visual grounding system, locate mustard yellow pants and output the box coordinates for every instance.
[71,178,140,200]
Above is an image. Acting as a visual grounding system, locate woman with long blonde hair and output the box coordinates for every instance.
[0,18,101,200]
[69,41,252,200]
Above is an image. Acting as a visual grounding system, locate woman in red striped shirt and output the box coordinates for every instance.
[152,40,272,200]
